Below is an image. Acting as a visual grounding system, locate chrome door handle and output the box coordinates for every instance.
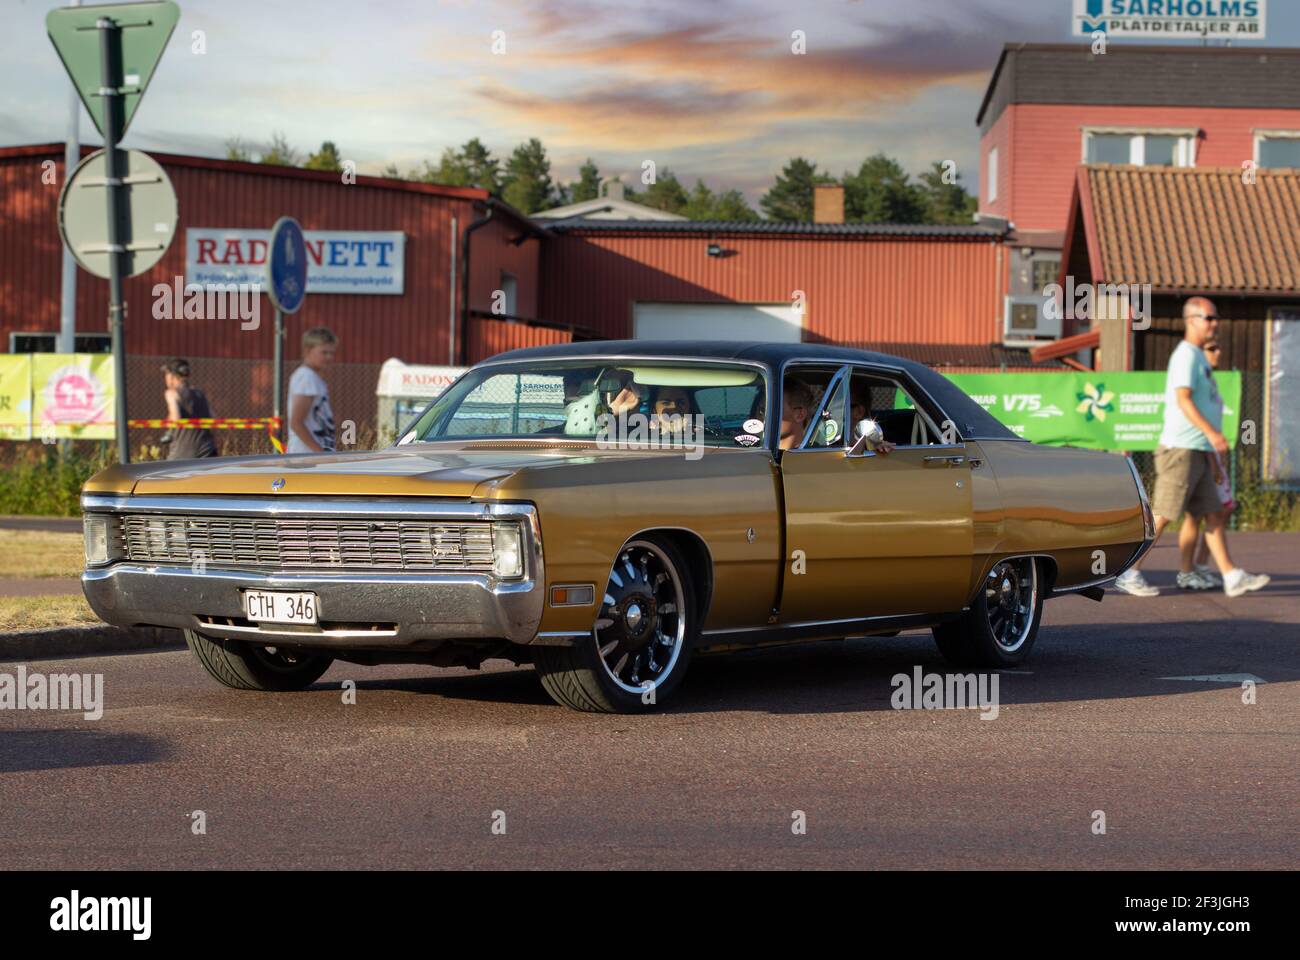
[923,455,966,467]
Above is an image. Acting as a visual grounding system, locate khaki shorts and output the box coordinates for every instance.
[1152,445,1224,520]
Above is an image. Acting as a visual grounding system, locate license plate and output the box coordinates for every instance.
[243,590,319,625]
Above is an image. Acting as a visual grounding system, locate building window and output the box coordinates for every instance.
[9,332,112,353]
[987,147,998,203]
[1256,132,1300,169]
[1083,129,1195,167]
[1031,258,1060,293]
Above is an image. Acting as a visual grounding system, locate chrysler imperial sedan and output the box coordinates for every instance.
[81,342,1155,713]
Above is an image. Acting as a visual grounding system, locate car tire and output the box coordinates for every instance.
[932,556,1044,668]
[534,535,698,713]
[183,629,333,691]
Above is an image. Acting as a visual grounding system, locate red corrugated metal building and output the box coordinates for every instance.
[539,220,1008,356]
[0,143,547,367]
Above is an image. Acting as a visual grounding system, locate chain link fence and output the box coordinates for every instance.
[125,356,383,458]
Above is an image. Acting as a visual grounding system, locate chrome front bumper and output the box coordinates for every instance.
[80,494,545,650]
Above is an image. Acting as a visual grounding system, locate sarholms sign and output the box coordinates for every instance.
[1072,0,1266,39]
[186,228,405,295]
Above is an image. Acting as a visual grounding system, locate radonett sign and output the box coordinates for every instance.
[1072,0,1266,39]
[186,228,405,295]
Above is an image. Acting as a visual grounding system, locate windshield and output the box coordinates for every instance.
[401,359,769,451]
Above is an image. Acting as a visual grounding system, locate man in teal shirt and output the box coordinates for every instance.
[1115,297,1269,598]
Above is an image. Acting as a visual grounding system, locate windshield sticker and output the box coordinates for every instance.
[734,433,760,446]
[743,418,764,434]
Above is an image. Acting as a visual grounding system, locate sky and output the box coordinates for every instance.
[3,0,1298,204]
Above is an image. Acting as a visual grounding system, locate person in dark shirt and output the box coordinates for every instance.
[161,358,218,459]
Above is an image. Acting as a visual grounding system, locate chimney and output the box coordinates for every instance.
[602,177,625,201]
[814,185,844,224]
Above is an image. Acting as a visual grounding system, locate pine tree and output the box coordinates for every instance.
[842,153,926,223]
[501,138,557,214]
[569,158,601,203]
[303,141,343,172]
[760,158,835,221]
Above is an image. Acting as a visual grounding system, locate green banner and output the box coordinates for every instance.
[934,371,1241,451]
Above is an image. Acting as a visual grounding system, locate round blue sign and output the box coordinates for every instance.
[266,216,307,314]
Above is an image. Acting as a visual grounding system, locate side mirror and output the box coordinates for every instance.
[848,418,883,457]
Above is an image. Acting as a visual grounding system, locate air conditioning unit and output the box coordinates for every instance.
[1003,295,1062,345]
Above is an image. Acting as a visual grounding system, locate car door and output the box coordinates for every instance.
[777,363,975,623]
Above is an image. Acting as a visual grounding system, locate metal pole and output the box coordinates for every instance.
[99,16,129,464]
[273,307,284,443]
[58,0,82,356]
[448,216,457,365]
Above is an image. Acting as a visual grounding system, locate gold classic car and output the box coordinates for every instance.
[81,342,1154,713]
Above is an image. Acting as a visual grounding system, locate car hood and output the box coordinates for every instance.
[87,442,661,498]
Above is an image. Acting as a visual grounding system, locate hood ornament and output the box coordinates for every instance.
[271,477,286,492]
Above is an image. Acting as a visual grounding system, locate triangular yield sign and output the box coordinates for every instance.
[46,1,180,139]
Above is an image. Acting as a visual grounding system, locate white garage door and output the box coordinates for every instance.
[633,302,803,343]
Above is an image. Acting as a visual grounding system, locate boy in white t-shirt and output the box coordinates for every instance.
[286,327,338,454]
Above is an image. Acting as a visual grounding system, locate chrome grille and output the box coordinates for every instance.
[117,513,495,573]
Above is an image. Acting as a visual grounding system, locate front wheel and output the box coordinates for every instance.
[933,557,1043,667]
[184,630,334,691]
[534,536,698,713]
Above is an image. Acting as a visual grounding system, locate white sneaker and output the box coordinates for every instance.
[1176,571,1214,591]
[1223,568,1270,598]
[1114,569,1160,597]
[1194,564,1223,587]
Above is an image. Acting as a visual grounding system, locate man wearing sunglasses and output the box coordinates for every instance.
[1115,297,1270,598]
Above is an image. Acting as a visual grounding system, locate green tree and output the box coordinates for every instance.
[421,137,501,193]
[842,153,926,223]
[569,158,601,203]
[682,179,717,220]
[760,157,835,221]
[710,188,759,221]
[681,180,759,221]
[224,136,252,162]
[501,138,558,214]
[379,162,406,180]
[626,168,689,214]
[303,141,344,172]
[917,161,979,225]
[260,131,301,167]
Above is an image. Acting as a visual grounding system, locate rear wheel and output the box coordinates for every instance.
[933,557,1043,667]
[184,629,333,691]
[535,536,698,713]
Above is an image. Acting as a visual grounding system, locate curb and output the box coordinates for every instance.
[0,624,184,662]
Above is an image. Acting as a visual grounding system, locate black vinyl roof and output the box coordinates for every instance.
[486,340,1019,441]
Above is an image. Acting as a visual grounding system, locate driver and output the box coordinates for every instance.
[779,377,815,450]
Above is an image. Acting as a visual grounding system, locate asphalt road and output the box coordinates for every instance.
[2,533,1296,869]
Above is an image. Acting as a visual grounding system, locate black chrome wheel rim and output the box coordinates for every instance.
[593,540,685,694]
[984,558,1038,653]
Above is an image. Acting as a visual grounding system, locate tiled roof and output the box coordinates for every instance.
[540,218,1006,238]
[1077,165,1300,294]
